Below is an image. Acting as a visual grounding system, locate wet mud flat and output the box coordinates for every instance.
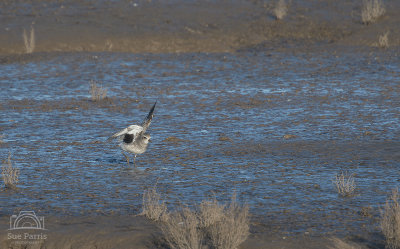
[0,48,399,248]
[0,215,346,249]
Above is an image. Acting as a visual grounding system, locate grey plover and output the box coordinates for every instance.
[108,101,156,167]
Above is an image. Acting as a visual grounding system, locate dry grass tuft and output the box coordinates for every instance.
[159,193,249,249]
[273,0,288,20]
[360,205,373,217]
[381,188,400,249]
[334,171,356,197]
[361,0,385,25]
[161,206,203,249]
[377,31,389,48]
[208,194,250,249]
[105,39,113,51]
[141,186,167,222]
[23,26,35,54]
[89,80,107,101]
[198,197,226,229]
[2,153,19,189]
[328,237,362,249]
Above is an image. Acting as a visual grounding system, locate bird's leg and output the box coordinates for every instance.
[122,152,130,166]
[134,154,137,168]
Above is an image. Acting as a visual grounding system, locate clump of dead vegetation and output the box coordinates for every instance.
[141,186,168,222]
[23,26,35,54]
[198,197,226,229]
[105,39,113,51]
[273,0,288,20]
[161,206,204,249]
[376,31,390,48]
[381,188,400,249]
[334,171,356,197]
[89,80,108,101]
[2,153,19,189]
[141,188,249,249]
[206,194,250,249]
[361,0,386,25]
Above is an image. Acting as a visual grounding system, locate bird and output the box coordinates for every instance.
[108,101,157,167]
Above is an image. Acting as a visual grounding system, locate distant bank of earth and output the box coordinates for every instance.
[0,0,399,55]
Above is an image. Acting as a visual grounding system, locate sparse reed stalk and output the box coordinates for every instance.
[273,0,288,20]
[381,189,400,249]
[89,80,107,101]
[105,39,113,51]
[141,186,167,222]
[361,0,385,25]
[23,26,35,54]
[334,171,356,197]
[2,153,19,189]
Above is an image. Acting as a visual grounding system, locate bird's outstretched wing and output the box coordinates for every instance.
[107,102,156,142]
[107,127,128,141]
[107,125,143,141]
[141,101,157,134]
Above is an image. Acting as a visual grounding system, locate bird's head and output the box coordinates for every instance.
[143,134,151,144]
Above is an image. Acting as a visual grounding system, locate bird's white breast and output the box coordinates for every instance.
[120,141,148,154]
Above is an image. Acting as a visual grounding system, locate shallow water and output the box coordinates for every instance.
[1,50,400,236]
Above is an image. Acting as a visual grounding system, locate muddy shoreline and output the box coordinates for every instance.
[0,215,382,249]
[1,0,400,55]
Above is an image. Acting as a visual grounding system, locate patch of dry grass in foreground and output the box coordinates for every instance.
[381,188,400,249]
[142,188,249,249]
[198,197,226,229]
[206,194,249,249]
[141,186,168,222]
[161,206,203,249]
[2,153,19,189]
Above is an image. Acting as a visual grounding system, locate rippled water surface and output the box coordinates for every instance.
[1,50,400,235]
